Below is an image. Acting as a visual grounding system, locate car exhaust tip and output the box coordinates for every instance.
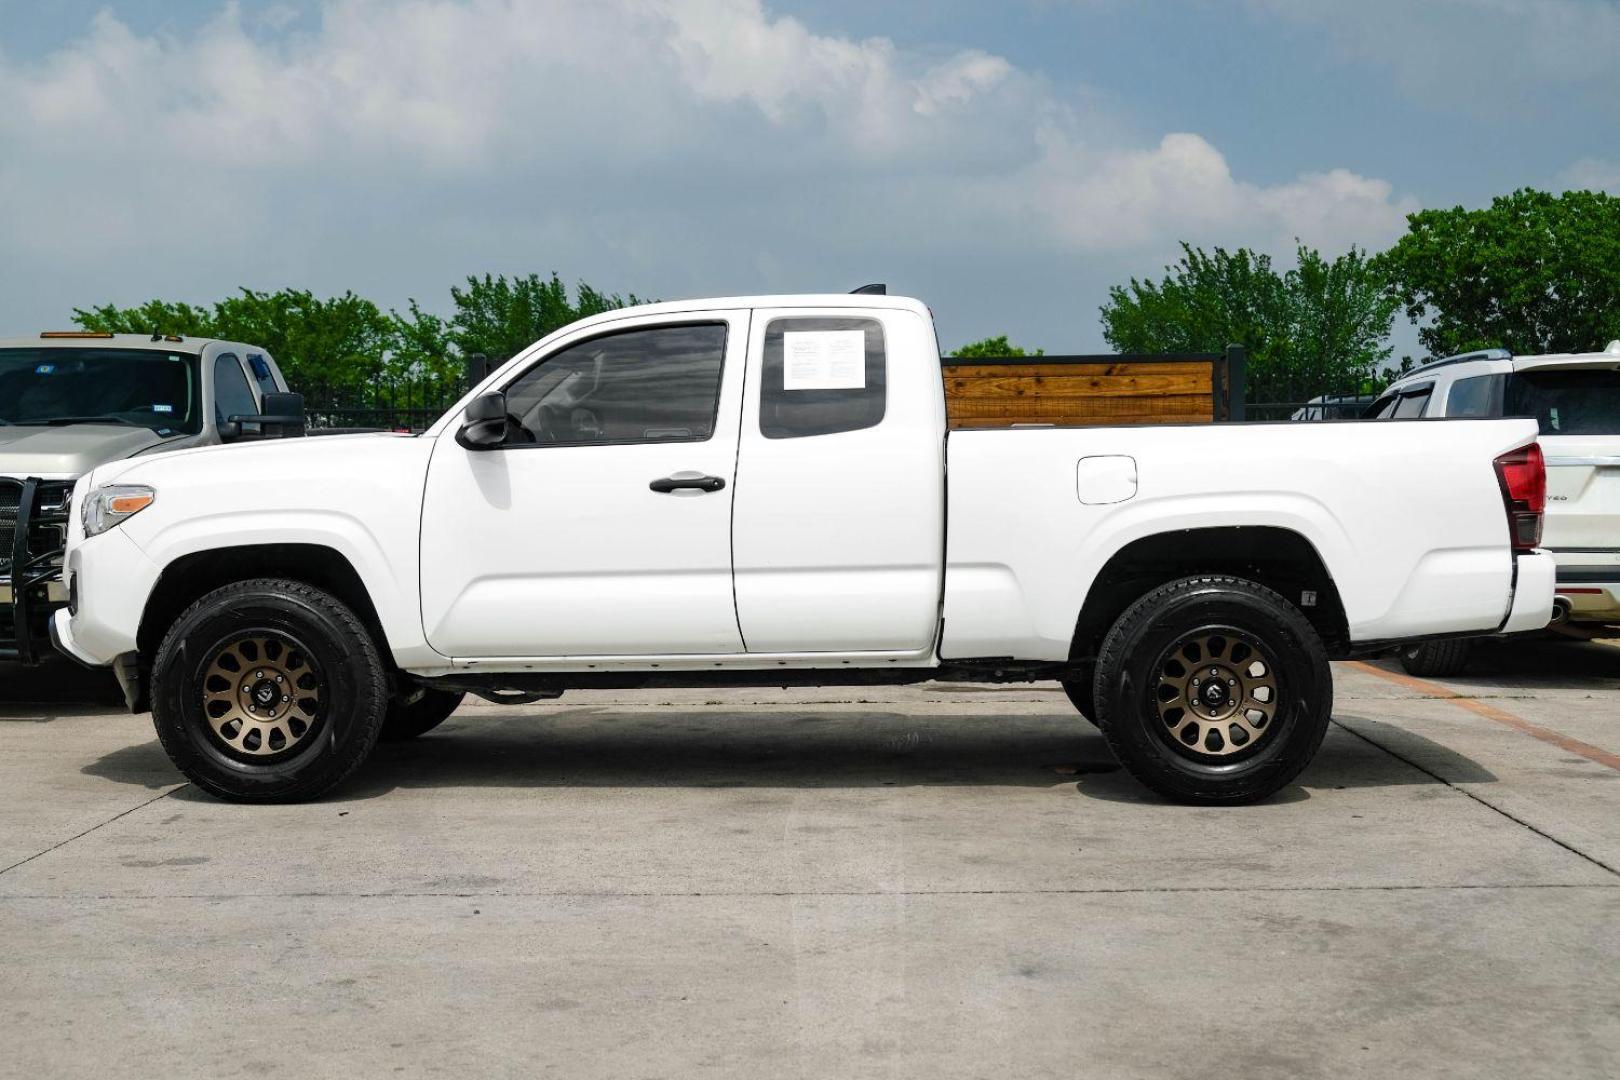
[1551,597,1572,625]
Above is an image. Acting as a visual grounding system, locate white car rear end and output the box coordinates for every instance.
[1376,340,1620,627]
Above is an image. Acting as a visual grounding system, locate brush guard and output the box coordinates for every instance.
[1,477,74,665]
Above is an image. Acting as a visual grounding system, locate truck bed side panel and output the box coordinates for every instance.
[941,419,1540,660]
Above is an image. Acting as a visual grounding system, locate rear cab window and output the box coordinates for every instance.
[245,353,280,395]
[759,317,886,438]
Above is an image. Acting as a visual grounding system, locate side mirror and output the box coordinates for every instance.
[456,390,510,450]
[223,391,307,442]
[258,392,306,438]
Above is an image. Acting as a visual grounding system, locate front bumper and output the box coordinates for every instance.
[1500,550,1557,634]
[51,527,160,668]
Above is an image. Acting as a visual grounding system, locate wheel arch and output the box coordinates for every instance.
[1069,526,1350,663]
[137,543,393,666]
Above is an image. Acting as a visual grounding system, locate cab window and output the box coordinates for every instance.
[1445,374,1504,418]
[759,317,886,439]
[212,353,259,425]
[503,323,727,445]
[1392,387,1431,418]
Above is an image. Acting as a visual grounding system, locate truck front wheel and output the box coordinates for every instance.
[150,578,389,802]
[1092,575,1331,805]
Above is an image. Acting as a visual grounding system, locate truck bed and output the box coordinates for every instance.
[940,417,1550,660]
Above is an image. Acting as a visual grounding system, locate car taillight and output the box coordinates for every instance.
[1493,443,1545,553]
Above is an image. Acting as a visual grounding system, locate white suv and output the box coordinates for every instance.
[1372,340,1620,674]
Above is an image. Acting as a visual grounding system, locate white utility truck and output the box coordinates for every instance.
[52,294,1554,804]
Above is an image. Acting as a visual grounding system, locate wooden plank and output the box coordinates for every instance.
[943,361,1213,379]
[946,393,1212,419]
[945,373,1213,401]
[941,357,1219,429]
[949,411,1210,429]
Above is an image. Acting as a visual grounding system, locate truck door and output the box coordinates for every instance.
[419,312,749,657]
[730,306,946,654]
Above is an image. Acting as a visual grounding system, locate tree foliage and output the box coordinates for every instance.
[74,288,394,406]
[1374,188,1620,356]
[1100,243,1399,402]
[448,273,644,362]
[71,274,646,410]
[953,335,1044,358]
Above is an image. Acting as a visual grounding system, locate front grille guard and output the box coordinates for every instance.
[2,477,72,665]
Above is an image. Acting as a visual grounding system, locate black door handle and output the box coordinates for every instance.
[649,474,726,494]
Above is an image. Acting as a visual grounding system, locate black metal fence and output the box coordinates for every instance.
[307,406,450,432]
[1246,399,1375,422]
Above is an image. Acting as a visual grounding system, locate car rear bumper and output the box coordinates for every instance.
[1552,569,1620,623]
[1500,550,1557,634]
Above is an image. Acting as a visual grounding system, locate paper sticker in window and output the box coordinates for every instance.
[783,330,866,391]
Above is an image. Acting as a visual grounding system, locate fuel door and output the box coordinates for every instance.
[1077,455,1138,505]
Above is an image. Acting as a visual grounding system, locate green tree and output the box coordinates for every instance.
[953,335,1044,358]
[1100,243,1398,402]
[72,299,220,338]
[1375,188,1620,357]
[387,299,462,406]
[449,272,645,362]
[77,289,394,409]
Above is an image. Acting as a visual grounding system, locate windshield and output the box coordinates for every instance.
[1505,368,1620,436]
[0,348,201,435]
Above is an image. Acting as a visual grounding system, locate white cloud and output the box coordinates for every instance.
[0,0,1418,347]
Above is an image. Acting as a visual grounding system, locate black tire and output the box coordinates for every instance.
[1398,639,1473,677]
[380,688,466,741]
[150,578,388,803]
[1060,665,1098,726]
[1092,575,1331,805]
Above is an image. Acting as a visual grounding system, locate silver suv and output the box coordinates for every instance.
[1370,340,1620,674]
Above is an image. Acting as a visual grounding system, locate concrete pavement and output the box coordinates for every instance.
[1,642,1616,1079]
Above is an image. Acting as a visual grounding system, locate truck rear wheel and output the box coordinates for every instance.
[1092,575,1331,805]
[1397,639,1473,677]
[1060,667,1098,726]
[380,688,466,741]
[150,578,388,802]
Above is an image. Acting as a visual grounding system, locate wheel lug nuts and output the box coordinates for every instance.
[255,671,264,679]
[275,675,284,683]
[281,695,289,702]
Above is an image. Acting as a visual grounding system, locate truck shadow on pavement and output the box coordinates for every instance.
[1434,636,1620,690]
[79,706,1497,807]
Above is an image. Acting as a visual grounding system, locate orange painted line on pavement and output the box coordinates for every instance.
[1347,660,1620,773]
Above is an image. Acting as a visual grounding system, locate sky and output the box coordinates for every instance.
[1,0,1617,357]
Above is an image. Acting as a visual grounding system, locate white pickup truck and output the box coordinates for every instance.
[52,294,1555,805]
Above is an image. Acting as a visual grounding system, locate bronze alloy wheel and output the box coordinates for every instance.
[200,632,323,758]
[1153,630,1280,758]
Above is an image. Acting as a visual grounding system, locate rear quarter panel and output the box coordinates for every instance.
[941,419,1540,660]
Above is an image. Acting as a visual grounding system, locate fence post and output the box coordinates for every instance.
[1224,344,1247,421]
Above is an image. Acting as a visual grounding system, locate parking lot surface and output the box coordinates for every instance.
[2,641,1617,1079]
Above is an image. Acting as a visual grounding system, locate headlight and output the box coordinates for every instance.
[81,484,156,537]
